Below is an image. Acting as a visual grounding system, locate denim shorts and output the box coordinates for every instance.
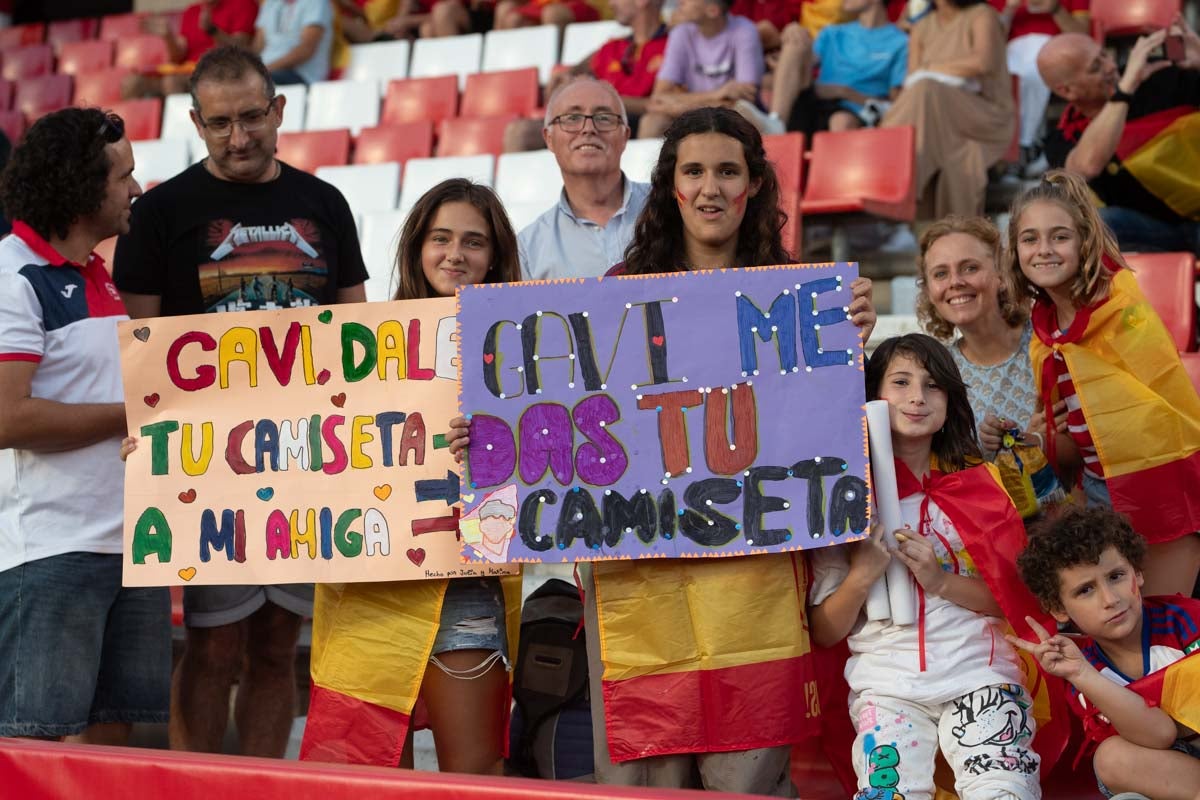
[1096,738,1200,797]
[431,577,507,658]
[0,552,171,737]
[183,583,314,628]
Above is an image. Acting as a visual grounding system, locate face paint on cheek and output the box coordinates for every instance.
[675,188,687,207]
[731,188,748,213]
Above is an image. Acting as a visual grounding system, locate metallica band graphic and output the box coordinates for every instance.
[199,219,329,313]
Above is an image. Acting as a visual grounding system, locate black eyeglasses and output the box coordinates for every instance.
[96,112,125,143]
[549,112,625,133]
[196,97,278,138]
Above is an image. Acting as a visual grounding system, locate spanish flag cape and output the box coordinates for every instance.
[895,458,1071,771]
[592,552,814,762]
[1029,266,1200,543]
[1108,100,1200,221]
[1075,596,1200,747]
[299,576,522,765]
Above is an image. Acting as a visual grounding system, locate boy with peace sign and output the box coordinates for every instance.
[1013,506,1200,800]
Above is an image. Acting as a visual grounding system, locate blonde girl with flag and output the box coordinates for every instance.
[1005,169,1200,598]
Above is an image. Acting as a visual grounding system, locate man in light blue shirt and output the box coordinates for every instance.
[519,78,650,281]
[254,0,332,86]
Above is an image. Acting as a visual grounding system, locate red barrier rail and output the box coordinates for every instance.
[0,739,758,800]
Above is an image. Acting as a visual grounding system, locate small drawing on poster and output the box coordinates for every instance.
[461,484,518,563]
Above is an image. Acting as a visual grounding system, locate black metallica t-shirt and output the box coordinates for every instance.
[113,160,369,316]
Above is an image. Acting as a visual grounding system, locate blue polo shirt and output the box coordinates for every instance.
[518,176,650,281]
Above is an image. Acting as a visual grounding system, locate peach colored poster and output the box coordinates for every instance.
[118,300,514,586]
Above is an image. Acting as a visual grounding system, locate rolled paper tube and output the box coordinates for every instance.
[865,400,918,626]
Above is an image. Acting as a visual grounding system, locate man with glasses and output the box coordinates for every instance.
[0,108,170,746]
[113,46,367,758]
[519,78,650,280]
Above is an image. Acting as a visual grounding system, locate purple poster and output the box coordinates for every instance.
[456,264,869,563]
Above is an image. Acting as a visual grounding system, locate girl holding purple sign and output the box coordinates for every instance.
[300,179,523,774]
[578,107,877,793]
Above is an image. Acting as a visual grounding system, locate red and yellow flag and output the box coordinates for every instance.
[300,577,521,766]
[1116,108,1200,221]
[1133,649,1200,733]
[895,460,1071,772]
[594,552,815,762]
[1030,268,1200,543]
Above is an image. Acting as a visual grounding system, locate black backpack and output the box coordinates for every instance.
[508,578,593,780]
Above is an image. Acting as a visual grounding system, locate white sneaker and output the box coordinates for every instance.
[735,99,786,136]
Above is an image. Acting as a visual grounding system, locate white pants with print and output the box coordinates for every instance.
[849,685,1042,800]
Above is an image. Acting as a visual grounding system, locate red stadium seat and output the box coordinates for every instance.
[108,98,163,141]
[1180,352,1200,394]
[1126,251,1198,351]
[48,18,100,51]
[57,40,115,75]
[0,110,25,144]
[16,74,72,123]
[73,67,132,107]
[99,12,148,41]
[114,35,169,72]
[382,75,458,126]
[0,23,45,50]
[801,125,916,259]
[0,79,12,111]
[277,129,353,174]
[1091,0,1179,40]
[354,122,435,165]
[436,115,515,157]
[461,68,539,119]
[763,132,805,258]
[1,44,54,81]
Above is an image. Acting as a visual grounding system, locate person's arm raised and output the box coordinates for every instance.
[1006,616,1179,748]
[1065,31,1171,178]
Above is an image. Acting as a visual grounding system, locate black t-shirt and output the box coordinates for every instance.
[114,161,369,316]
[1043,67,1200,224]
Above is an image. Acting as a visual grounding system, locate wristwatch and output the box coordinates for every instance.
[1109,87,1135,105]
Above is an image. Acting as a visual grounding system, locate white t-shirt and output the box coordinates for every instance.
[810,493,1024,705]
